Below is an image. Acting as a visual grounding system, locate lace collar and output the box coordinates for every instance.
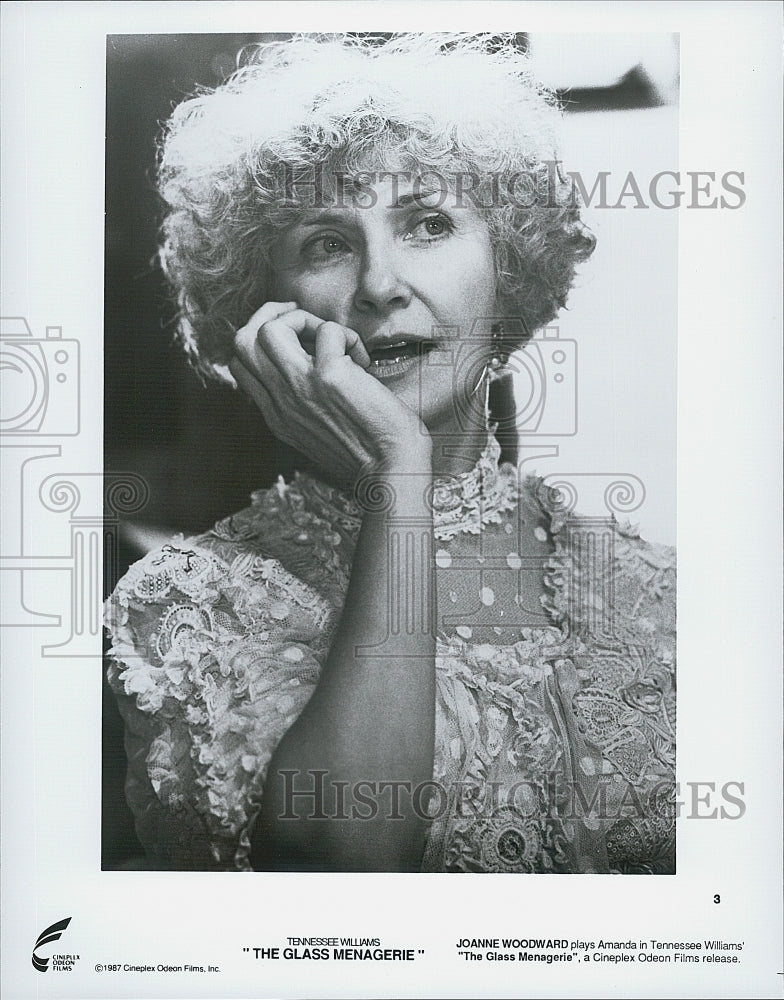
[289,433,519,542]
[428,434,519,540]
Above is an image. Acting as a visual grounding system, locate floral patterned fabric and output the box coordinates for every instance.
[105,437,676,873]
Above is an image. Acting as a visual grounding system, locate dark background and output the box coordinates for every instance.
[104,34,293,546]
[102,33,665,868]
[103,34,292,867]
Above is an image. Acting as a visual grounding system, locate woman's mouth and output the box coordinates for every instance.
[367,340,436,378]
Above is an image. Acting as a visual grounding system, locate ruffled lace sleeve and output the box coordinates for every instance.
[104,534,332,870]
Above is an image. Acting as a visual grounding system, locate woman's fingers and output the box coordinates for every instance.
[237,306,372,382]
[236,310,317,384]
[242,300,298,332]
[290,313,369,369]
[231,304,414,481]
[256,308,371,365]
[230,355,371,477]
[234,301,298,373]
[228,355,277,415]
[314,322,371,369]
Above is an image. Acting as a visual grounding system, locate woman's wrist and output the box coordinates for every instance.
[360,440,434,519]
[375,434,433,475]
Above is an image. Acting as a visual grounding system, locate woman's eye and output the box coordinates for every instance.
[320,236,345,253]
[410,214,452,240]
[303,234,348,260]
[424,216,446,235]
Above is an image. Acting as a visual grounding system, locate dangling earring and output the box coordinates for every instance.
[471,322,510,427]
[489,321,510,374]
[487,322,510,427]
[472,322,510,394]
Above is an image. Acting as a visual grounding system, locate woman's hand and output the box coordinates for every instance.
[235,302,438,871]
[230,301,431,485]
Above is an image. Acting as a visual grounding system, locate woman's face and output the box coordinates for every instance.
[271,173,499,439]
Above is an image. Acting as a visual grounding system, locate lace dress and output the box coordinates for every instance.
[104,438,676,874]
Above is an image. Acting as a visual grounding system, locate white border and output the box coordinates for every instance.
[1,3,782,998]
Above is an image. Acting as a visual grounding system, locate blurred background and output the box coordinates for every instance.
[103,32,679,866]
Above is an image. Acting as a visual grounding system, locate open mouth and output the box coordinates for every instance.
[367,340,437,374]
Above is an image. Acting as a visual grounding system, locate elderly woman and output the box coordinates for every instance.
[105,33,676,874]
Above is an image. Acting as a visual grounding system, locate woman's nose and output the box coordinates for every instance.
[352,245,412,315]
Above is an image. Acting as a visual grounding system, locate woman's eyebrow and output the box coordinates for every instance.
[296,188,449,226]
[394,189,446,207]
[298,210,356,229]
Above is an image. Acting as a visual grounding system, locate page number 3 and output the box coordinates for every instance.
[714,894,721,904]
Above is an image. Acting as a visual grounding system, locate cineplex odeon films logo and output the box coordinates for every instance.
[32,917,79,973]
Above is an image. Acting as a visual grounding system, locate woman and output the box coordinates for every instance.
[105,33,676,873]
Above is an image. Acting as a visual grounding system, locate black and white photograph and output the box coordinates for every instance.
[103,29,678,877]
[1,2,782,998]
